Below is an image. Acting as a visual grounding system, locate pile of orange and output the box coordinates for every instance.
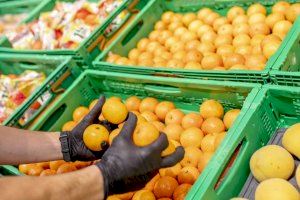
[19,96,241,200]
[107,1,300,71]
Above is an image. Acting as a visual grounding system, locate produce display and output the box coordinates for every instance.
[5,0,127,50]
[0,70,45,123]
[0,13,27,37]
[106,2,300,71]
[19,95,241,200]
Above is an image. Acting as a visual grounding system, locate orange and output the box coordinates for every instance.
[174,27,188,37]
[109,192,134,200]
[201,31,218,44]
[73,106,89,122]
[27,165,44,176]
[173,51,187,61]
[261,34,281,47]
[132,190,156,200]
[155,20,166,31]
[138,52,153,62]
[89,99,98,110]
[56,163,77,174]
[139,97,159,113]
[200,99,224,119]
[197,8,213,20]
[131,111,147,124]
[19,164,35,174]
[153,176,179,198]
[232,15,248,25]
[214,132,227,149]
[185,62,202,70]
[154,47,168,57]
[181,31,198,43]
[180,127,204,148]
[247,3,266,16]
[217,45,235,57]
[201,133,217,152]
[266,13,285,29]
[128,48,141,62]
[182,13,197,27]
[162,11,175,24]
[185,50,203,63]
[197,42,216,55]
[36,162,49,169]
[245,54,267,69]
[235,45,252,57]
[198,152,214,172]
[233,23,250,36]
[173,184,192,200]
[165,36,180,47]
[40,169,56,176]
[141,111,158,122]
[160,51,173,60]
[250,34,266,46]
[196,24,214,38]
[151,121,166,132]
[166,59,185,69]
[203,12,220,26]
[217,24,233,36]
[201,54,223,70]
[137,38,151,51]
[188,20,204,33]
[158,30,173,45]
[106,53,120,63]
[214,34,233,48]
[49,160,66,171]
[161,140,176,157]
[248,13,266,25]
[249,23,270,37]
[285,3,300,22]
[109,128,121,145]
[115,57,130,65]
[145,173,161,191]
[102,99,128,124]
[147,41,162,54]
[180,146,203,167]
[171,139,181,148]
[125,96,141,112]
[159,163,182,178]
[165,109,185,125]
[227,6,245,22]
[201,117,226,135]
[223,53,245,69]
[62,121,77,131]
[213,17,229,31]
[83,124,109,151]
[233,34,251,47]
[169,42,185,54]
[177,166,200,184]
[149,30,161,42]
[73,161,91,169]
[272,20,293,40]
[163,124,184,142]
[181,113,203,129]
[223,109,241,129]
[272,1,291,14]
[133,122,159,146]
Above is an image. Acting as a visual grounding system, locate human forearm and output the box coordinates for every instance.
[0,165,104,200]
[0,126,62,165]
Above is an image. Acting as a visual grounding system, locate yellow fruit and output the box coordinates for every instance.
[164,124,184,142]
[248,13,266,25]
[184,50,203,63]
[214,132,227,149]
[233,23,249,36]
[203,12,220,26]
[296,165,300,188]
[165,109,185,125]
[233,34,251,47]
[133,122,159,147]
[255,178,299,200]
[272,20,293,39]
[139,97,159,113]
[247,3,266,16]
[213,17,229,31]
[217,24,233,36]
[159,163,182,178]
[263,41,281,59]
[62,121,77,131]
[162,11,175,24]
[249,23,270,37]
[217,45,235,57]
[180,127,204,148]
[227,6,245,22]
[235,46,252,57]
[181,31,198,43]
[232,15,248,25]
[266,13,285,29]
[154,176,178,198]
[198,152,213,172]
[272,1,291,14]
[214,34,233,48]
[282,123,300,159]
[223,53,245,69]
[201,54,223,70]
[188,20,204,33]
[180,147,203,168]
[250,145,294,182]
[185,62,202,70]
[223,109,241,129]
[200,100,224,119]
[201,117,226,135]
[109,128,120,145]
[73,106,89,122]
[177,166,200,184]
[102,99,128,124]
[182,13,197,26]
[166,59,185,69]
[197,42,216,55]
[83,124,109,151]
[161,140,176,157]
[27,165,44,176]
[197,24,214,38]
[171,140,181,148]
[181,113,203,129]
[144,174,160,191]
[141,111,158,122]
[132,190,156,200]
[19,164,35,174]
[125,96,141,112]
[285,3,300,23]
[151,121,165,132]
[201,31,218,43]
[197,8,213,20]
[201,134,217,152]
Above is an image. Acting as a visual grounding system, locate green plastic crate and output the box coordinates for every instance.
[0,0,141,67]
[188,84,300,200]
[269,17,300,86]
[6,70,259,198]
[2,54,81,129]
[94,0,299,84]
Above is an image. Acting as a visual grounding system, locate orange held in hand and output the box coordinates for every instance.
[133,122,159,147]
[83,124,109,151]
[102,98,128,124]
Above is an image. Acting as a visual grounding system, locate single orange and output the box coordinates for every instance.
[203,12,220,26]
[137,38,151,51]
[141,111,158,122]
[184,62,202,70]
[182,13,197,27]
[49,160,66,171]
[180,127,204,148]
[227,6,245,22]
[201,54,223,70]
[177,166,200,184]
[83,124,109,151]
[217,24,233,36]
[163,124,184,142]
[223,53,245,69]
[102,99,128,124]
[139,97,159,113]
[62,121,77,131]
[198,152,214,172]
[181,113,203,129]
[184,50,203,63]
[223,109,241,129]
[201,117,226,135]
[73,106,89,122]
[214,34,233,48]
[232,15,248,25]
[197,42,216,55]
[155,101,175,121]
[159,163,182,178]
[165,109,185,125]
[151,121,166,132]
[272,1,291,14]
[153,176,179,198]
[285,3,300,22]
[133,122,159,147]
[56,163,77,174]
[19,164,35,174]
[132,190,156,200]
[201,133,218,152]
[213,17,229,31]
[27,165,44,176]
[247,3,266,16]
[125,96,141,112]
[200,99,224,119]
[180,146,203,167]
[173,183,192,200]
[40,169,56,176]
[162,11,175,24]
[109,128,121,145]
[214,132,227,149]
[266,13,285,29]
[155,20,166,31]
[197,8,213,20]
[249,23,270,37]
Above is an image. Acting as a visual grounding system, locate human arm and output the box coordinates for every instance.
[0,165,104,200]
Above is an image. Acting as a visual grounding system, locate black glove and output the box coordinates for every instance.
[59,96,109,162]
[96,112,185,197]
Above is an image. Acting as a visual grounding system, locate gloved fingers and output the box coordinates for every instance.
[161,146,185,168]
[100,141,110,151]
[77,96,106,128]
[119,112,137,141]
[144,132,168,152]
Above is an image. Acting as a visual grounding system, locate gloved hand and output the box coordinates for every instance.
[59,96,109,162]
[96,112,185,197]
